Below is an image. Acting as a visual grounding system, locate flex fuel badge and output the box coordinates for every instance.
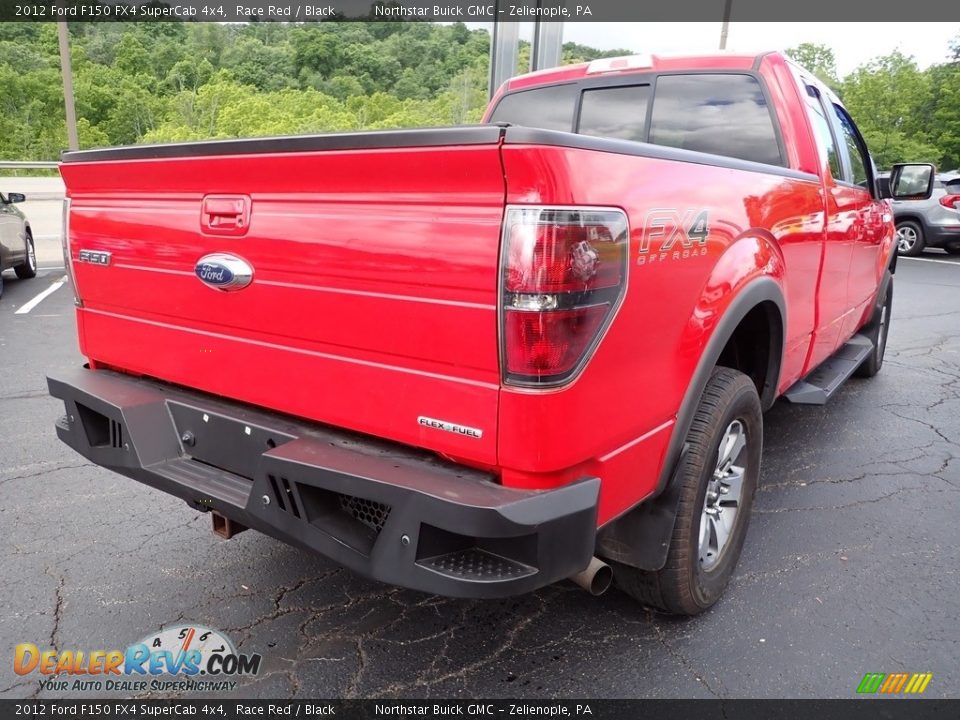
[14,623,262,693]
[418,415,483,439]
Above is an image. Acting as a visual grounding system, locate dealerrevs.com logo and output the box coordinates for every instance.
[14,624,261,693]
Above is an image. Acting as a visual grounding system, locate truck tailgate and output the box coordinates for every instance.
[59,127,505,466]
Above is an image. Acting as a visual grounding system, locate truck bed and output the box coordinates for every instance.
[60,126,507,468]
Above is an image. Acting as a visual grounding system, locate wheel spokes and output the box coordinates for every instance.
[896,228,915,252]
[719,467,745,505]
[712,510,733,551]
[699,512,711,559]
[717,421,746,473]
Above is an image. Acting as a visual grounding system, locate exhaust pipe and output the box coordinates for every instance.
[569,556,613,596]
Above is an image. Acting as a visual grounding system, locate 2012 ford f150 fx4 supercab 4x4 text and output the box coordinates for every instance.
[49,52,935,615]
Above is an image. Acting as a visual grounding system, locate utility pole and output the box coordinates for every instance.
[530,2,564,72]
[719,0,732,50]
[488,13,520,100]
[57,19,79,151]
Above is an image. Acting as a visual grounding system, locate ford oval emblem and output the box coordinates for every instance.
[195,253,254,291]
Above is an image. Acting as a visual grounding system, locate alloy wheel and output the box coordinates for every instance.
[896,226,917,253]
[699,420,747,570]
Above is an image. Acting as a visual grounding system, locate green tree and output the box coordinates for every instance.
[931,68,960,170]
[786,43,839,86]
[561,41,633,64]
[222,37,296,91]
[841,51,941,167]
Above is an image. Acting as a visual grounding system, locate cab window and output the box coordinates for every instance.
[648,74,783,166]
[834,105,870,187]
[802,87,842,181]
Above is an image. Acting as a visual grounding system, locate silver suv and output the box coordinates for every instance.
[881,173,960,256]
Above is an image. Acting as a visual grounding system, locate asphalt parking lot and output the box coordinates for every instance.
[1,253,958,700]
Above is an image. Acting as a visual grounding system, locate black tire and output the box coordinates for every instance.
[14,232,37,279]
[895,220,924,257]
[0,270,4,299]
[855,272,893,378]
[944,246,960,256]
[611,367,762,615]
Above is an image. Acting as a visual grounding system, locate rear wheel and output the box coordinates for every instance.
[855,272,892,378]
[14,233,37,279]
[895,220,924,257]
[611,367,762,615]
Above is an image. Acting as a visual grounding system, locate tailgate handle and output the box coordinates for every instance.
[201,195,251,235]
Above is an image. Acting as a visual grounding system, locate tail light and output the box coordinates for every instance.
[499,207,628,386]
[940,195,960,210]
[61,197,82,307]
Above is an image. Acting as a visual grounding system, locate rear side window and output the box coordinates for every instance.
[803,88,841,181]
[488,84,577,132]
[834,106,869,186]
[577,85,651,142]
[648,74,783,166]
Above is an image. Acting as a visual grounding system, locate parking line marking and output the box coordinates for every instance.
[900,257,960,266]
[15,275,68,315]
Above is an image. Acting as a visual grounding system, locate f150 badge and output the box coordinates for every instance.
[78,249,111,266]
[194,253,254,291]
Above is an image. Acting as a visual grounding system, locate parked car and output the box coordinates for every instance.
[878,172,960,256]
[49,52,931,615]
[0,191,38,297]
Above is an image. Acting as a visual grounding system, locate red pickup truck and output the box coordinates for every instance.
[50,52,933,615]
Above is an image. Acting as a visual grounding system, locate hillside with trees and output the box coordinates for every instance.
[0,23,957,171]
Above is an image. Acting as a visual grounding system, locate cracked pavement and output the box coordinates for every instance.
[1,255,958,699]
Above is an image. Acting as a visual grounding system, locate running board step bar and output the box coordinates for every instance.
[783,334,874,405]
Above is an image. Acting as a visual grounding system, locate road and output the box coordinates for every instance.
[1,254,958,699]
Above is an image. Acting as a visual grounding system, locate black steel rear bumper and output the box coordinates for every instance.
[48,368,599,598]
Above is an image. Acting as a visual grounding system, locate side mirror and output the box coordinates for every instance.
[888,163,936,200]
[5,192,26,203]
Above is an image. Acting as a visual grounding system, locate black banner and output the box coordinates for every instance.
[2,0,960,22]
[2,700,959,720]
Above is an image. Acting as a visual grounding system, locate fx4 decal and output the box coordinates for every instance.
[638,208,710,265]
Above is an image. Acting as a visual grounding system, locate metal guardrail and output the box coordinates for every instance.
[0,161,59,169]
[0,162,64,201]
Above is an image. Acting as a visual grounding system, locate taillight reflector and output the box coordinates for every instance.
[500,207,628,387]
[940,194,960,210]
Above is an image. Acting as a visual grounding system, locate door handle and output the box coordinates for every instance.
[201,195,251,236]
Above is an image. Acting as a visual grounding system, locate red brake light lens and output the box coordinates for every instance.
[500,207,628,387]
[940,194,960,210]
[505,305,609,377]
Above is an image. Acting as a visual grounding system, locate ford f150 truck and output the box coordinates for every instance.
[49,52,934,615]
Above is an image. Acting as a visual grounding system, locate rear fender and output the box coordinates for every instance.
[597,235,785,570]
